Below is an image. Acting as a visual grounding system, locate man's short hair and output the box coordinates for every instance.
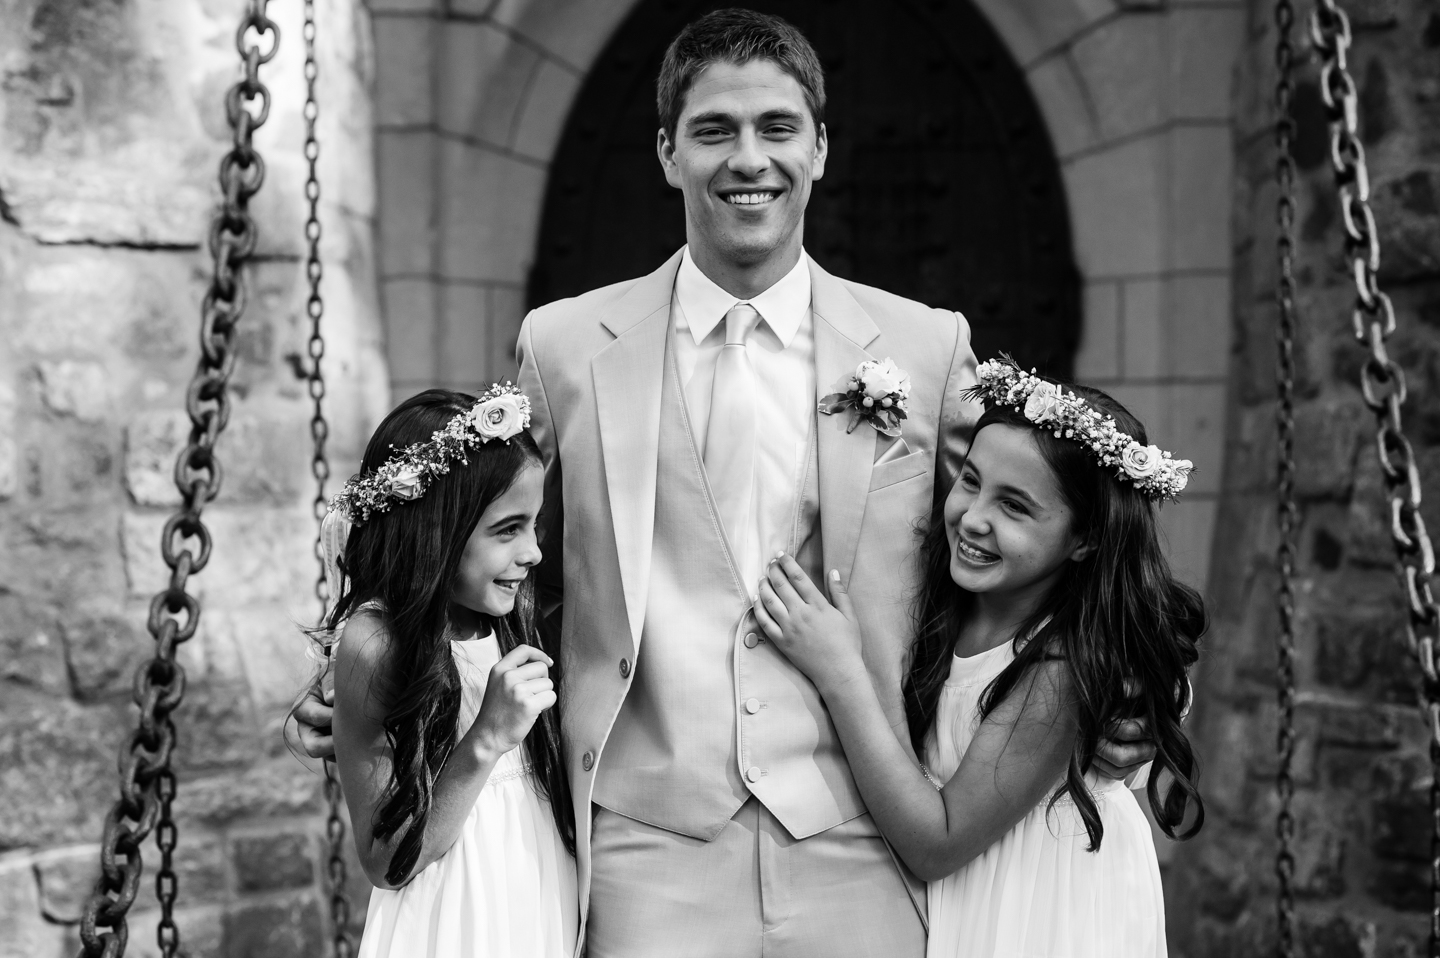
[656,8,826,140]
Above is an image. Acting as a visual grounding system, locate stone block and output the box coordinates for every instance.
[1315,599,1413,699]
[439,22,541,148]
[1165,273,1232,379]
[221,895,324,958]
[970,0,1117,69]
[370,0,436,12]
[0,854,68,958]
[1167,7,1246,120]
[124,410,190,506]
[374,16,435,127]
[1372,790,1428,862]
[30,844,99,923]
[13,253,136,357]
[513,59,583,162]
[1075,280,1121,381]
[1061,135,1165,278]
[1290,792,1349,898]
[488,284,527,376]
[171,680,261,773]
[491,0,641,72]
[1120,277,1164,379]
[1024,53,1099,161]
[377,130,438,277]
[60,613,147,700]
[1373,169,1440,283]
[1168,125,1234,272]
[1157,496,1218,590]
[1161,382,1227,497]
[1311,700,1402,749]
[1299,915,1378,957]
[1368,861,1431,912]
[382,278,440,386]
[121,508,316,610]
[0,596,69,694]
[0,435,17,500]
[125,904,225,958]
[1070,14,1166,142]
[0,689,128,849]
[439,282,492,388]
[1291,397,1366,500]
[36,360,111,423]
[176,761,323,827]
[438,143,547,284]
[231,831,315,892]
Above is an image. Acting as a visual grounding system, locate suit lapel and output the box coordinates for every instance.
[810,259,881,586]
[592,250,684,654]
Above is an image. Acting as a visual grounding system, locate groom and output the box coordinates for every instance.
[297,9,1154,956]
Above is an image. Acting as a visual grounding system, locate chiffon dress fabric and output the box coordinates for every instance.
[924,641,1167,958]
[357,630,578,958]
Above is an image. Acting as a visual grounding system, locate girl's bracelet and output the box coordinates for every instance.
[919,763,945,791]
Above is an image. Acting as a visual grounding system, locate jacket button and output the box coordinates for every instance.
[745,697,761,714]
[743,632,760,649]
[582,751,595,771]
[746,766,763,783]
[619,657,631,678]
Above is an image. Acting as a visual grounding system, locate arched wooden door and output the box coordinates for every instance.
[529,0,1080,376]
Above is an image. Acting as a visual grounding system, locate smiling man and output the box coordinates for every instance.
[294,8,1157,956]
[517,11,971,956]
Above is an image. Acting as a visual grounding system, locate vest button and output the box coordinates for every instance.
[582,751,595,771]
[743,632,760,649]
[744,697,761,714]
[746,766,763,783]
[619,657,631,678]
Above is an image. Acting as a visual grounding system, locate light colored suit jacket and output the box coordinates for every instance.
[516,249,978,938]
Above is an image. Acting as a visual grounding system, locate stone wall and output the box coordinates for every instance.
[0,0,389,954]
[1167,0,1440,954]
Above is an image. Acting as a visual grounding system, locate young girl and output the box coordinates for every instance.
[323,386,577,958]
[753,357,1204,957]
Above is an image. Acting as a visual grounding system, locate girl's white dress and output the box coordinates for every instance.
[924,641,1166,958]
[357,632,579,958]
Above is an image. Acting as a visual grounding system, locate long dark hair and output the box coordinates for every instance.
[903,384,1206,850]
[326,389,574,885]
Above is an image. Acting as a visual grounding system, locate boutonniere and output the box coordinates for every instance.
[819,358,912,437]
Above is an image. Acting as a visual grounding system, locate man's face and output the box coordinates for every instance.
[658,58,827,269]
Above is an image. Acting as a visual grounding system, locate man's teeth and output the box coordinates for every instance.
[726,192,776,205]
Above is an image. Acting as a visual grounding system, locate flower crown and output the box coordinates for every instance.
[963,356,1193,501]
[328,383,532,524]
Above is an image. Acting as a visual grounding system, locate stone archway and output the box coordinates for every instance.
[367,0,1244,592]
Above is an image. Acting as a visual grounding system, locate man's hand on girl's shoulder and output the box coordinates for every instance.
[289,683,337,760]
[1093,717,1156,780]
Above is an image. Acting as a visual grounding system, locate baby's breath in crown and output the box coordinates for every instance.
[329,383,533,524]
[964,356,1193,502]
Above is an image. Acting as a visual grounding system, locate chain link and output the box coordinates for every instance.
[300,2,356,953]
[1310,1,1440,952]
[77,4,279,956]
[1272,2,1299,955]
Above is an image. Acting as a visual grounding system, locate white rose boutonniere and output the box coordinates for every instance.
[819,357,911,437]
[473,394,526,441]
[1120,442,1163,480]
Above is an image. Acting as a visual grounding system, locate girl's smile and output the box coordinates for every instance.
[945,424,1089,605]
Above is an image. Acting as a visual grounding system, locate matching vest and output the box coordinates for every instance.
[592,322,867,841]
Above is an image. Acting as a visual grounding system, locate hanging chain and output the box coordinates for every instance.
[1311,2,1440,953]
[76,4,279,957]
[1273,0,1300,954]
[300,1,355,954]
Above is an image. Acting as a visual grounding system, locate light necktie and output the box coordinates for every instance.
[704,303,761,573]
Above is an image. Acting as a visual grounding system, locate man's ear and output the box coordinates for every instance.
[657,127,683,189]
[811,121,828,181]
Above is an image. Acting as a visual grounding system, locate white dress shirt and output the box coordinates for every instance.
[672,247,816,592]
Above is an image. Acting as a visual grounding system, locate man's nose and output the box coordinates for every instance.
[727,128,770,178]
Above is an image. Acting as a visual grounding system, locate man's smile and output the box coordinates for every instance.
[719,188,783,207]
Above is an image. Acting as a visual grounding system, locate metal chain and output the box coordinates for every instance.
[1311,2,1440,953]
[76,4,279,956]
[300,3,355,954]
[1273,1,1300,954]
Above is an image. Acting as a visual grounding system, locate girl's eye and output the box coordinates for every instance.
[1001,499,1028,516]
[960,473,979,489]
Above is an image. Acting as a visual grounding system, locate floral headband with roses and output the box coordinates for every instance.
[963,356,1193,501]
[328,383,532,525]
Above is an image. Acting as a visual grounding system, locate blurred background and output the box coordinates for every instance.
[0,0,1436,954]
